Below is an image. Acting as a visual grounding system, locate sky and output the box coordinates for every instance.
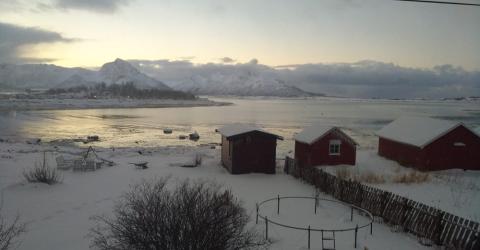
[0,0,479,70]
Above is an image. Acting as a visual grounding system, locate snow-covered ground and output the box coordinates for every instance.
[0,141,431,250]
[0,98,229,111]
[321,150,480,222]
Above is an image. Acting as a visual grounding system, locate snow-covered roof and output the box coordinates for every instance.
[377,117,466,148]
[475,127,480,136]
[294,125,356,145]
[217,124,281,139]
[294,125,334,144]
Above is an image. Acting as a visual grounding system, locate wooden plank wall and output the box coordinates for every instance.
[285,156,480,250]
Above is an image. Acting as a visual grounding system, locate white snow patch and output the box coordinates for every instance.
[321,150,480,221]
[0,141,432,250]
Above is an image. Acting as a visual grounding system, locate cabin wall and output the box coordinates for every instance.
[295,131,356,167]
[295,141,311,168]
[230,131,277,174]
[378,137,422,169]
[422,126,480,170]
[221,136,233,172]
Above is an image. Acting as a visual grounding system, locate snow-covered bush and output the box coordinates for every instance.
[0,213,26,250]
[23,152,62,185]
[90,178,265,250]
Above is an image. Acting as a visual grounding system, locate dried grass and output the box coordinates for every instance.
[335,168,351,180]
[335,168,385,184]
[393,171,429,184]
[356,172,386,184]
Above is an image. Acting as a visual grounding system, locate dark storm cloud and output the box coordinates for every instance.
[55,0,132,13]
[0,22,77,64]
[130,59,480,99]
[277,61,480,98]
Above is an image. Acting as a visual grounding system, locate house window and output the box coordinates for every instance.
[329,140,341,155]
[454,142,466,147]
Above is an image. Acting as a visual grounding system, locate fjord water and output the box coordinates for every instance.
[1,97,479,156]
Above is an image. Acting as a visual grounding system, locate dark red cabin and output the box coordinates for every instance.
[218,124,283,174]
[377,117,480,171]
[294,125,357,168]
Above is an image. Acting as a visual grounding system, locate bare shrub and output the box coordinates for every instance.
[0,213,26,250]
[393,171,429,184]
[23,152,62,185]
[90,178,265,250]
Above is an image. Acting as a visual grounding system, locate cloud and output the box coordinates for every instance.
[0,22,77,64]
[219,57,235,63]
[54,0,132,13]
[0,0,133,14]
[277,60,480,98]
[130,59,480,99]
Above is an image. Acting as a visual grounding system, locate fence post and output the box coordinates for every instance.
[265,216,268,240]
[315,196,317,214]
[351,206,353,221]
[256,203,259,224]
[277,195,280,214]
[354,224,358,248]
[321,230,324,249]
[370,222,373,235]
[308,225,311,249]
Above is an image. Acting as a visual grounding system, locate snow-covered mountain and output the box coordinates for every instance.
[0,59,171,90]
[132,60,316,97]
[98,59,170,89]
[172,72,311,97]
[0,63,94,89]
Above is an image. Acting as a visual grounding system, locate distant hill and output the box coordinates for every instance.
[0,58,171,90]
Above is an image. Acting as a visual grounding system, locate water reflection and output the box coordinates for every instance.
[1,98,479,156]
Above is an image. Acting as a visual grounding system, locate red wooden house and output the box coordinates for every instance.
[294,125,357,168]
[377,117,480,171]
[218,124,283,174]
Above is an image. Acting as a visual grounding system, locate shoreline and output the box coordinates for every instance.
[0,98,232,111]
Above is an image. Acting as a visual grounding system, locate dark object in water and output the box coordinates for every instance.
[163,128,173,134]
[87,135,100,141]
[189,132,200,141]
[26,138,41,145]
[178,135,187,140]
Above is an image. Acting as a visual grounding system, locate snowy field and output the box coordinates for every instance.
[321,150,480,222]
[0,141,433,250]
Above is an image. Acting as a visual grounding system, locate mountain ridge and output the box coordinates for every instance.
[0,59,170,90]
[0,59,315,96]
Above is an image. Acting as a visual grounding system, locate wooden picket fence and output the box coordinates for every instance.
[284,156,480,250]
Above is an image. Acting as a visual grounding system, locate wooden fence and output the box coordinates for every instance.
[284,156,480,250]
